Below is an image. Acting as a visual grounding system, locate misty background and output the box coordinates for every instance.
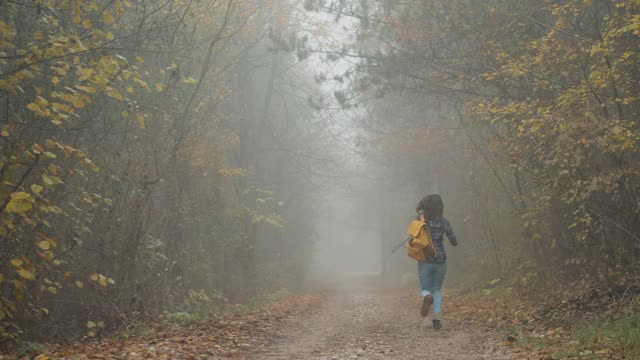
[2,0,639,345]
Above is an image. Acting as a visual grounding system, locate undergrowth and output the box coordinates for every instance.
[449,272,640,359]
[515,315,640,359]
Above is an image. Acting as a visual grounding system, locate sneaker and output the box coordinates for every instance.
[420,294,433,317]
[432,319,442,330]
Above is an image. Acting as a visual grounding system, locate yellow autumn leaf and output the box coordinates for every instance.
[103,11,115,24]
[76,85,97,94]
[133,77,149,90]
[183,77,197,84]
[136,114,145,128]
[106,87,124,101]
[47,286,57,294]
[37,240,50,250]
[60,92,87,108]
[89,273,98,281]
[12,192,33,201]
[52,66,67,76]
[44,139,57,149]
[76,281,84,288]
[43,233,58,248]
[82,19,92,29]
[42,174,54,187]
[71,1,81,15]
[5,220,15,230]
[6,192,34,213]
[610,125,624,135]
[10,191,28,204]
[10,258,23,267]
[155,83,164,92]
[42,174,63,187]
[17,268,35,280]
[27,102,40,112]
[52,102,73,113]
[31,184,44,194]
[98,275,107,287]
[87,321,96,328]
[99,57,120,75]
[76,68,93,81]
[34,96,49,108]
[20,69,35,78]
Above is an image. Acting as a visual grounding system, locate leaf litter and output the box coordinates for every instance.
[34,294,326,359]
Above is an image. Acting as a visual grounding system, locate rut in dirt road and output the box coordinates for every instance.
[246,289,516,360]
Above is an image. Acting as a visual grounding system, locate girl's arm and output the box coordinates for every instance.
[445,220,458,246]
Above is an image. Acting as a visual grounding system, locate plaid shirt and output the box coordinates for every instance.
[417,216,458,263]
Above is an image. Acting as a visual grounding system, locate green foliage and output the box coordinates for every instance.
[518,272,538,288]
[176,289,228,315]
[515,315,640,359]
[15,341,47,357]
[575,315,640,355]
[164,312,202,325]
[227,289,292,314]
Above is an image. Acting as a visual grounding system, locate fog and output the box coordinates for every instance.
[3,0,639,344]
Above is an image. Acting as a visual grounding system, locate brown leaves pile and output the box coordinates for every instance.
[38,293,326,359]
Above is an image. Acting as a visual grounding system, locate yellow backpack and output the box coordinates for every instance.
[407,214,436,262]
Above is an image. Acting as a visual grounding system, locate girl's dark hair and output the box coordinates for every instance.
[417,194,444,220]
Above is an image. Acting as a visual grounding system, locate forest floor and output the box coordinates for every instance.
[31,280,519,359]
[18,274,640,359]
[244,288,516,360]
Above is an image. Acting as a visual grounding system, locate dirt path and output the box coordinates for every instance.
[246,289,516,360]
[38,284,519,359]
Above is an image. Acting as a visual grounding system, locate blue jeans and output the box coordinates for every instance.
[418,261,447,319]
